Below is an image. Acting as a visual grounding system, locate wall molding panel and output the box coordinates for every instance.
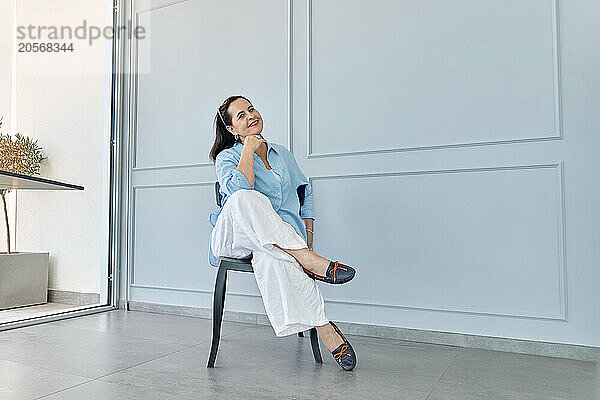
[306,0,563,159]
[132,0,295,171]
[129,181,215,288]
[308,162,567,321]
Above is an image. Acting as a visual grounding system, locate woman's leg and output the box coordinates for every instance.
[212,190,308,260]
[210,189,344,349]
[250,249,329,337]
[315,323,344,351]
[212,189,333,275]
[274,246,331,277]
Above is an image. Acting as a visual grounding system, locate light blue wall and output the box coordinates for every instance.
[121,0,600,348]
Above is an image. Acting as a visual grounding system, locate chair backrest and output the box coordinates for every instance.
[214,181,305,209]
[215,181,223,207]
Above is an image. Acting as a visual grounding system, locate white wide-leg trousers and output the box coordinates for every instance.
[210,189,329,337]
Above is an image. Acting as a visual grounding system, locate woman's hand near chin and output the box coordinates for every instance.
[236,134,265,187]
[241,134,266,153]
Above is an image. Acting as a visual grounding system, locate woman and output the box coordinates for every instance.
[208,95,357,371]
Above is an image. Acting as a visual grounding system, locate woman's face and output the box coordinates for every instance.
[225,98,263,140]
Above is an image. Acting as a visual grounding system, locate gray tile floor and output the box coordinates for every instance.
[0,310,597,399]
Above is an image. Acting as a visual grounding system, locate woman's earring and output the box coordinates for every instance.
[234,134,240,142]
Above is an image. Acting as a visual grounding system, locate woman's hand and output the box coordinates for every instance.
[241,134,266,153]
[236,135,264,187]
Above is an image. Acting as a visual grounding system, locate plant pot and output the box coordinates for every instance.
[0,252,49,310]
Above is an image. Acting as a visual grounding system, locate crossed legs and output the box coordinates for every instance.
[271,245,344,351]
[211,189,344,351]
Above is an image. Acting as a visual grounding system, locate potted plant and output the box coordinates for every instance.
[0,116,50,310]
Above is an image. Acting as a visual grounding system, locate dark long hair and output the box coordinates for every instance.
[209,95,252,162]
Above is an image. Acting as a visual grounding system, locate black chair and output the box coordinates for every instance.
[207,181,322,368]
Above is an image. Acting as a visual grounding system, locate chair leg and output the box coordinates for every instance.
[298,331,304,337]
[309,327,322,364]
[207,266,228,368]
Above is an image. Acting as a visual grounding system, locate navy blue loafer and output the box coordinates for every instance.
[302,261,356,284]
[329,321,356,371]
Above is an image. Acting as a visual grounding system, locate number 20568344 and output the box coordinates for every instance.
[18,43,74,53]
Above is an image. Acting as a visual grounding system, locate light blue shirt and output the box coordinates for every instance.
[208,140,315,266]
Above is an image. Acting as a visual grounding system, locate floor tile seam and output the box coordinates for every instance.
[42,318,253,344]
[1,331,225,383]
[43,320,197,338]
[32,377,97,400]
[0,321,253,381]
[424,350,460,400]
[0,354,94,380]
[93,324,256,381]
[438,361,599,377]
[438,350,600,371]
[94,326,251,382]
[430,370,598,396]
[429,376,583,400]
[92,341,212,382]
[366,337,462,351]
[89,326,251,383]
[220,323,256,337]
[6,328,204,350]
[351,338,461,352]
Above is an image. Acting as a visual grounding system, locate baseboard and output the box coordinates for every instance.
[126,300,599,362]
[47,289,100,306]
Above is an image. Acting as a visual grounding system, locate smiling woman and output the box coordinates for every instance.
[210,95,263,163]
[207,95,358,371]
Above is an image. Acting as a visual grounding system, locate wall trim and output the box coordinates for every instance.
[47,289,101,306]
[133,162,214,172]
[127,300,598,362]
[137,0,190,15]
[287,0,294,152]
[129,181,214,287]
[306,0,563,159]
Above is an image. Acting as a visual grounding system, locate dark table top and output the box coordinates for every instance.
[0,170,84,190]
